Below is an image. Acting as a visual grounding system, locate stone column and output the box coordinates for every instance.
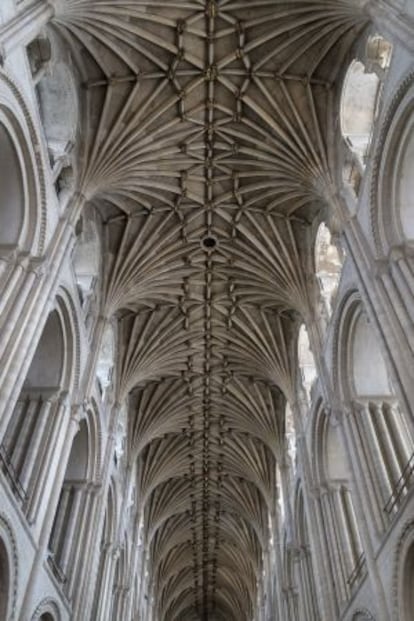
[69,484,100,606]
[18,405,80,620]
[342,404,386,536]
[18,394,54,493]
[77,402,121,620]
[359,400,393,513]
[335,408,391,621]
[290,399,339,620]
[0,196,84,433]
[27,392,70,526]
[342,218,414,422]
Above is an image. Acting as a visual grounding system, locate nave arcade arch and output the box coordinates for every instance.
[336,295,414,524]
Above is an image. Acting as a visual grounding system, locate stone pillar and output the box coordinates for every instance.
[343,219,414,422]
[19,394,54,493]
[335,408,391,620]
[343,404,386,536]
[18,405,80,620]
[69,484,100,605]
[77,403,121,620]
[27,392,70,526]
[290,398,339,621]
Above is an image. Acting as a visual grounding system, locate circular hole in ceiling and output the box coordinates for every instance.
[202,235,217,250]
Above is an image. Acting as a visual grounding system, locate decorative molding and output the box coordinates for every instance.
[0,513,19,620]
[370,71,414,254]
[30,597,62,621]
[392,518,414,621]
[0,70,48,256]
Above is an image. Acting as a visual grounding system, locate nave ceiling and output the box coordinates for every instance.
[47,1,370,618]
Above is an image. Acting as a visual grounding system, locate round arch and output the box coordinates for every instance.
[394,521,414,621]
[0,72,47,255]
[0,514,18,620]
[52,288,82,395]
[30,597,61,621]
[371,73,414,255]
[333,290,392,402]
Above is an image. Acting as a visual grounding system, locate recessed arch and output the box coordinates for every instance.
[372,74,414,254]
[394,521,414,621]
[0,537,10,619]
[30,597,61,621]
[0,121,24,247]
[0,515,18,620]
[0,74,47,255]
[334,292,392,401]
[335,291,414,518]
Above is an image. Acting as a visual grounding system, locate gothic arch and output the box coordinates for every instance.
[0,71,47,255]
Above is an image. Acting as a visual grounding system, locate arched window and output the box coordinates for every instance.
[297,324,317,406]
[40,614,54,621]
[315,223,343,317]
[72,215,100,319]
[35,60,78,170]
[346,306,414,519]
[0,538,10,619]
[341,60,381,166]
[0,310,66,515]
[48,419,89,585]
[0,121,24,248]
[97,323,115,399]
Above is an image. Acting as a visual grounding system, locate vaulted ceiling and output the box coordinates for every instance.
[50,2,369,619]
